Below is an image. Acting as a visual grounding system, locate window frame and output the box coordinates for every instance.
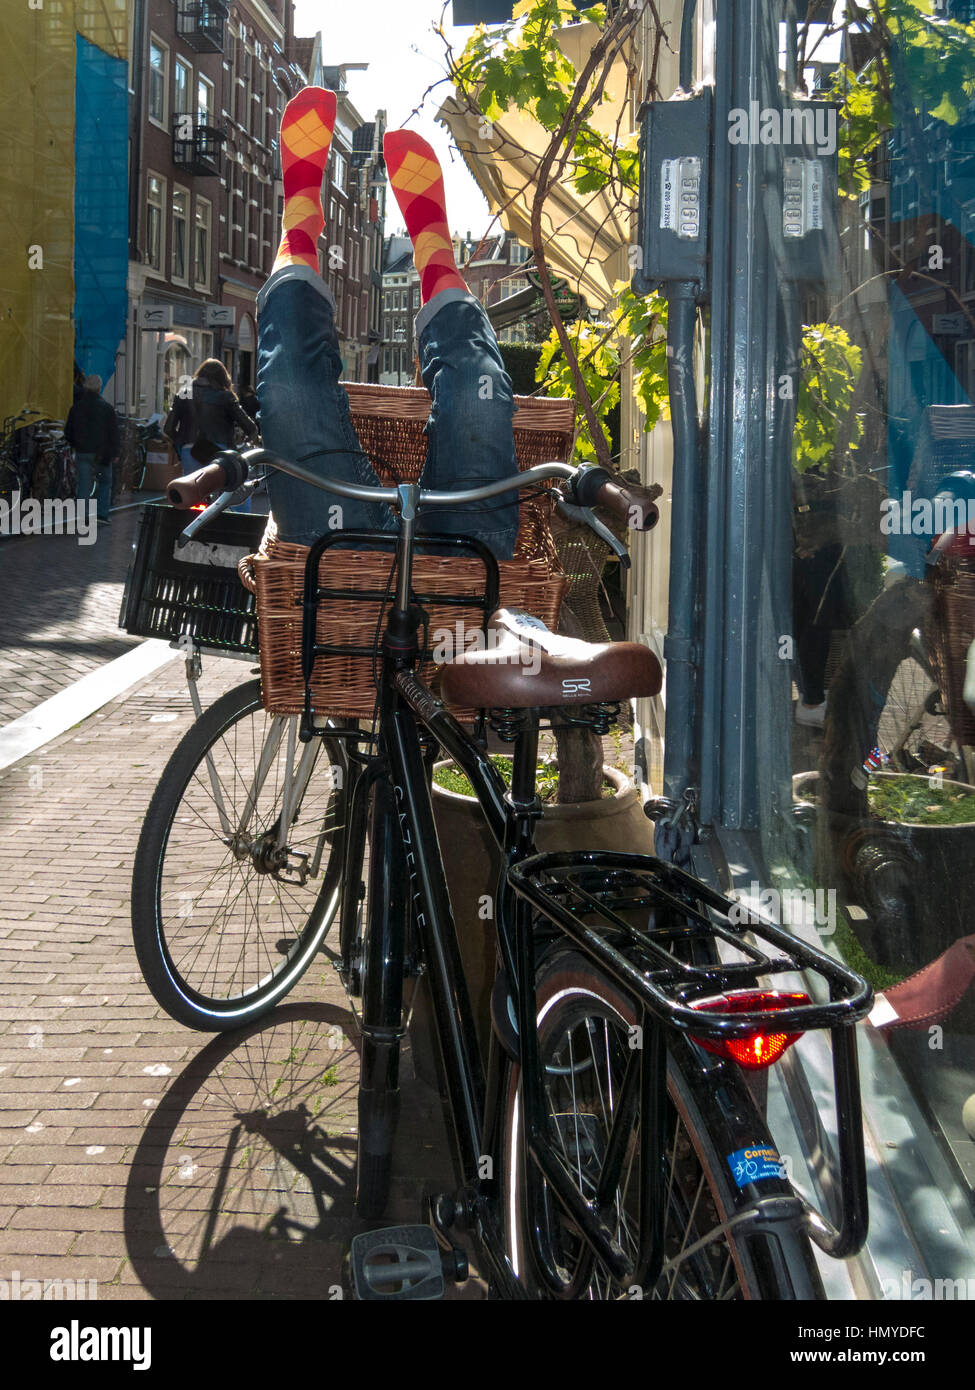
[194,195,212,291]
[174,57,192,121]
[198,74,215,127]
[146,171,166,277]
[148,34,169,129]
[171,184,190,285]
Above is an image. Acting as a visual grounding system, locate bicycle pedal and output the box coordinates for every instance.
[350,1225,451,1301]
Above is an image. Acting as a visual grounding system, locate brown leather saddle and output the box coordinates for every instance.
[438,608,662,710]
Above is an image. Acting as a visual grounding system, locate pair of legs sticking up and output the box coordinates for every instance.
[257,87,519,558]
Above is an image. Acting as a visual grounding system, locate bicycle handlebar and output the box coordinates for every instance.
[169,447,660,537]
[168,453,249,507]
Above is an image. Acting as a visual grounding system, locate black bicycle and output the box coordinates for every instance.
[131,445,873,1300]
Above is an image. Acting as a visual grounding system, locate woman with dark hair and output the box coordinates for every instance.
[163,358,259,476]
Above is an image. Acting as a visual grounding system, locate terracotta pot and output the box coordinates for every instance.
[409,764,651,1088]
[793,768,975,972]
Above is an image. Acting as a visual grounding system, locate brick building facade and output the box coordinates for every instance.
[120,1,386,422]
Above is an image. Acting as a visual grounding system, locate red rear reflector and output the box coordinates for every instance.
[191,504,207,512]
[688,990,810,1070]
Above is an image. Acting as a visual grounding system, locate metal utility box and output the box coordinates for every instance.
[633,90,713,298]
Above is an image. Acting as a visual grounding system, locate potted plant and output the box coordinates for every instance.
[794,767,975,973]
[408,740,650,1086]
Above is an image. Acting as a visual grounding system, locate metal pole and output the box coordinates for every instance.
[700,0,786,827]
[661,283,702,801]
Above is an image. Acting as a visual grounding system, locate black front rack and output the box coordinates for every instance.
[507,850,873,1038]
[298,529,500,741]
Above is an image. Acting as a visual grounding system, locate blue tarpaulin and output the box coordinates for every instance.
[73,33,128,387]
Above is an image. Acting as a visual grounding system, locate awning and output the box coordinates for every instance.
[436,22,634,311]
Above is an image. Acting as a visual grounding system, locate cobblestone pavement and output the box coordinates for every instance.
[0,509,144,726]
[0,655,473,1301]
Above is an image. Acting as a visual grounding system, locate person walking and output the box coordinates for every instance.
[238,382,260,424]
[164,360,259,474]
[64,374,119,525]
[161,386,198,475]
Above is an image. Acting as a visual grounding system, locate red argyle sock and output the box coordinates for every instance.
[272,87,336,276]
[383,130,467,303]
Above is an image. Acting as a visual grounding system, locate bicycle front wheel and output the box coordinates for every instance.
[132,678,347,1030]
[500,951,824,1300]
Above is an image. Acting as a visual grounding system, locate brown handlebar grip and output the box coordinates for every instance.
[167,462,228,509]
[595,480,660,531]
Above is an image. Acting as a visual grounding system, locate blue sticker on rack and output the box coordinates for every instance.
[727,1146,786,1187]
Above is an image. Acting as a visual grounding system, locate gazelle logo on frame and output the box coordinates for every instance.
[728,101,837,155]
[0,492,97,545]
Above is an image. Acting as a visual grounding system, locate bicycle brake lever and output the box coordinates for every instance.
[176,489,237,546]
[175,477,262,547]
[555,495,631,569]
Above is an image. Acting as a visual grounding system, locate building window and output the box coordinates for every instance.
[499,276,529,300]
[148,37,168,126]
[509,241,530,265]
[333,150,347,192]
[251,73,263,138]
[146,173,165,272]
[174,58,192,118]
[412,285,420,308]
[241,174,250,265]
[195,197,212,288]
[172,187,189,283]
[198,75,214,125]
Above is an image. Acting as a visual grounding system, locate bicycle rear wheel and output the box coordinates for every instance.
[132,678,347,1030]
[500,951,823,1299]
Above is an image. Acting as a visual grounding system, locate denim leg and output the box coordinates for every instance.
[95,464,112,521]
[179,445,196,475]
[415,290,519,561]
[75,453,95,505]
[256,266,396,545]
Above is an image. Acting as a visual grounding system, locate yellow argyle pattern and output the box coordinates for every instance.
[384,130,467,303]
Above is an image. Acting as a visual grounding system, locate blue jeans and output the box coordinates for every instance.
[75,453,111,522]
[255,266,519,557]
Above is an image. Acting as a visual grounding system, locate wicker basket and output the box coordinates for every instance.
[241,388,574,720]
[926,554,975,746]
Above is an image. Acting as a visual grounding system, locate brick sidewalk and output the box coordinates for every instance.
[0,654,472,1301]
[0,508,146,726]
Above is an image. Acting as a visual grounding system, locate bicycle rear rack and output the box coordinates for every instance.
[507,851,872,1037]
[505,850,874,1277]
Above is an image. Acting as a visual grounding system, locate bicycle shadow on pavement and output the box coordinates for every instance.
[123,999,469,1299]
[124,1002,367,1299]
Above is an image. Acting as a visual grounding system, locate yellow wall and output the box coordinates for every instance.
[0,1,126,427]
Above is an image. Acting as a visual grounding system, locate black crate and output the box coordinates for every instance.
[119,504,266,655]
